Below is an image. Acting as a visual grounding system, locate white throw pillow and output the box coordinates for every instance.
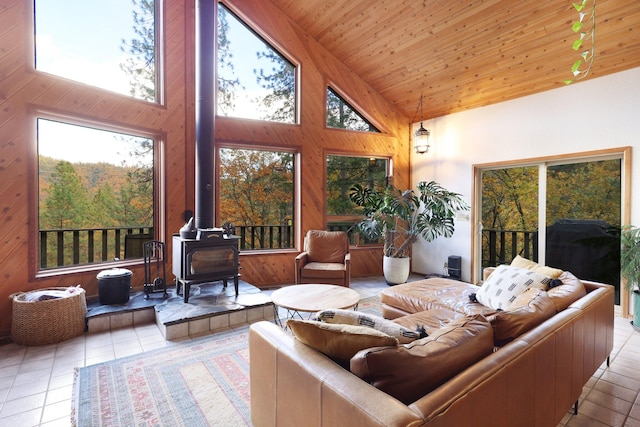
[314,308,422,343]
[476,265,552,310]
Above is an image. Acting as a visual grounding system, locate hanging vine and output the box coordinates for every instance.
[564,0,596,84]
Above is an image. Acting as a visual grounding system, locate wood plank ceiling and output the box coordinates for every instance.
[269,0,640,121]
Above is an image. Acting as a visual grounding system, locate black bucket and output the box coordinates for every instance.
[97,268,132,305]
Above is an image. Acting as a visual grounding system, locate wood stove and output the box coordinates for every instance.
[172,233,240,303]
[171,2,241,303]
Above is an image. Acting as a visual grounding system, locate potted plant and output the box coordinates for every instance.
[349,180,469,284]
[620,225,640,330]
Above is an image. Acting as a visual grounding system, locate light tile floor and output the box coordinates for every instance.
[0,276,638,426]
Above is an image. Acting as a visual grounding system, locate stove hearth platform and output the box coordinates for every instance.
[86,280,273,340]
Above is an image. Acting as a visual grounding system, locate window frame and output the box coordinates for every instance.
[472,146,631,313]
[216,1,300,124]
[32,0,164,104]
[325,152,392,246]
[31,110,165,278]
[325,86,381,133]
[215,142,299,254]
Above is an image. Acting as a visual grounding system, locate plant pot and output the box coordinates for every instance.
[383,256,410,285]
[633,290,640,332]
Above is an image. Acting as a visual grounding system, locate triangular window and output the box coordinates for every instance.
[326,87,380,132]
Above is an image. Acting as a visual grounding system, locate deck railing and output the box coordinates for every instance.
[39,227,154,269]
[40,224,533,269]
[481,228,536,267]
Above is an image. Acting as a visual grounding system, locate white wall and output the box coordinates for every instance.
[411,67,640,283]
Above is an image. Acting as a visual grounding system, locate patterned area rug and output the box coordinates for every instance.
[72,295,381,426]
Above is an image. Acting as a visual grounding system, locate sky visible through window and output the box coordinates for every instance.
[217,6,291,121]
[35,0,139,97]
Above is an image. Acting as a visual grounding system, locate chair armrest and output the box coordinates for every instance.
[344,252,352,287]
[295,252,309,284]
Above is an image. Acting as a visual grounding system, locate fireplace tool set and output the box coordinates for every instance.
[143,240,168,299]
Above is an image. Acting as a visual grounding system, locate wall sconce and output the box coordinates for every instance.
[412,93,431,154]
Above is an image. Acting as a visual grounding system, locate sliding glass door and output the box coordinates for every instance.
[479,153,624,305]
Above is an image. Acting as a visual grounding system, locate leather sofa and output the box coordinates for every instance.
[249,275,613,426]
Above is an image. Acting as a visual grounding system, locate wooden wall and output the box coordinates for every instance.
[0,0,409,338]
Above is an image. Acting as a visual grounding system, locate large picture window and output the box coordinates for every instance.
[34,0,160,102]
[218,147,295,250]
[217,4,296,123]
[37,118,155,270]
[326,155,389,243]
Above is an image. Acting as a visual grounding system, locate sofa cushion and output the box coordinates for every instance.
[301,262,346,279]
[350,314,494,405]
[547,270,587,312]
[488,287,557,346]
[315,309,421,343]
[391,308,464,337]
[475,265,552,310]
[380,278,490,318]
[287,318,398,367]
[510,255,564,279]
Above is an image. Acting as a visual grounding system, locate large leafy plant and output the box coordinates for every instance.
[620,225,640,293]
[349,181,469,258]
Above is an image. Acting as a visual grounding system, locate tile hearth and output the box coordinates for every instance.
[86,280,273,340]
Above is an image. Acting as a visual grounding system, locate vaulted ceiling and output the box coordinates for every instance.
[269,0,640,121]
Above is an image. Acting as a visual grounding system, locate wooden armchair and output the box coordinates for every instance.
[295,230,351,287]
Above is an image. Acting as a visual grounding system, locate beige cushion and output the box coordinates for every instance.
[476,265,552,310]
[301,262,346,279]
[305,230,348,263]
[547,270,587,312]
[510,255,563,279]
[315,309,421,343]
[287,319,397,367]
[489,288,557,346]
[350,314,494,405]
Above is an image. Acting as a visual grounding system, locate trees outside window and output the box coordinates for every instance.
[480,156,622,303]
[326,155,388,243]
[217,4,296,123]
[218,147,295,249]
[326,88,380,132]
[38,119,155,269]
[34,0,159,102]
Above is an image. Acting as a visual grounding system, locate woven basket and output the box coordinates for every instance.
[10,287,87,346]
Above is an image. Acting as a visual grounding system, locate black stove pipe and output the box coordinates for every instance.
[194,0,216,230]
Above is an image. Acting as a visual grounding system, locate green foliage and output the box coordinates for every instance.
[119,0,157,101]
[349,181,469,258]
[326,88,380,132]
[621,226,640,291]
[218,148,294,233]
[217,4,295,123]
[565,0,596,85]
[326,156,387,215]
[41,161,90,229]
[217,4,243,115]
[255,49,296,123]
[39,158,153,230]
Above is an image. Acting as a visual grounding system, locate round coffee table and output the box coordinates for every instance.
[271,284,360,328]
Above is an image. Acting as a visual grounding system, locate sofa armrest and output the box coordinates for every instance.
[249,321,424,427]
[482,266,496,281]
